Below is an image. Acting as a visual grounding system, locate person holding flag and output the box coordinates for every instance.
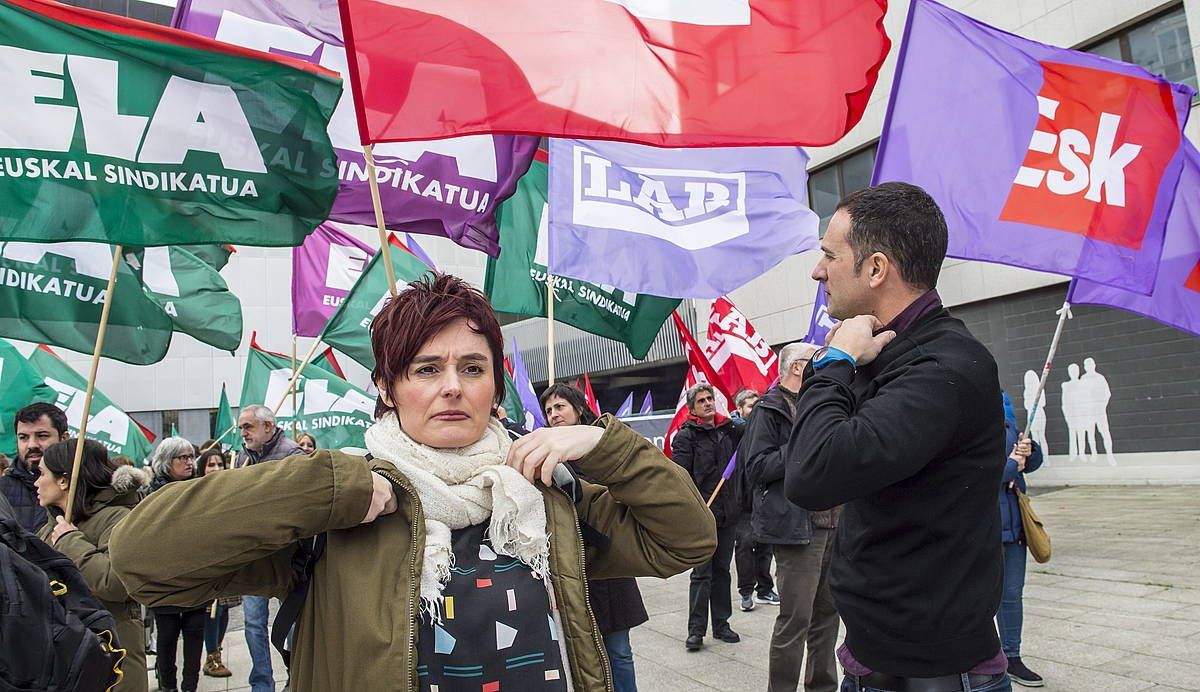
[2,403,70,532]
[672,383,744,652]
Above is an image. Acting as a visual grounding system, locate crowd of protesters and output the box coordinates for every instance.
[0,183,1051,692]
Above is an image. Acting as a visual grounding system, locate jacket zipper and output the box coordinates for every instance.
[556,485,613,692]
[373,468,423,691]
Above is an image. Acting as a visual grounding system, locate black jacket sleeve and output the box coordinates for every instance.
[784,358,963,510]
[742,406,789,487]
[672,428,696,481]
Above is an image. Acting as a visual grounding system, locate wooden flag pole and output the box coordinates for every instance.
[64,245,123,522]
[362,145,399,298]
[274,339,324,416]
[546,274,556,384]
[291,336,298,439]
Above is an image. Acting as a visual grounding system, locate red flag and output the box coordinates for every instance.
[576,373,601,418]
[705,297,779,397]
[337,0,890,147]
[664,313,733,458]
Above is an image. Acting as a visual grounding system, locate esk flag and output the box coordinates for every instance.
[547,139,820,298]
[705,297,778,397]
[0,339,56,457]
[1071,140,1200,337]
[240,339,375,452]
[28,345,154,462]
[292,223,373,338]
[484,153,680,360]
[174,0,537,257]
[873,0,1195,294]
[337,0,889,147]
[318,235,434,370]
[0,0,340,247]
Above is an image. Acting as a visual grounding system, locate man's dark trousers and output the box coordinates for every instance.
[769,527,839,692]
[736,515,774,599]
[688,522,737,636]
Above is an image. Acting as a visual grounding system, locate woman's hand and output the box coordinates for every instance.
[50,515,78,545]
[506,425,605,485]
[361,472,398,524]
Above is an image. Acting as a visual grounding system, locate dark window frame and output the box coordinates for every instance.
[1083,3,1197,97]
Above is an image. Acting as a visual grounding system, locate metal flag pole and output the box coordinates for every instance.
[546,273,556,384]
[1024,295,1074,434]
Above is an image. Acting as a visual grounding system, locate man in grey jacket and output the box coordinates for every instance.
[742,342,839,692]
[236,405,302,467]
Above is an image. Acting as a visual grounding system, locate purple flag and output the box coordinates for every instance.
[803,283,835,346]
[404,234,437,271]
[547,139,819,298]
[874,0,1194,295]
[639,391,653,415]
[291,223,373,337]
[509,339,545,431]
[615,393,634,418]
[720,452,738,481]
[173,0,537,257]
[1071,141,1200,336]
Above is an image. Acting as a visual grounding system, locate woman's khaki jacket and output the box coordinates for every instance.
[110,416,717,691]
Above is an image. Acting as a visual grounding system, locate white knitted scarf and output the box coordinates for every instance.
[363,413,550,620]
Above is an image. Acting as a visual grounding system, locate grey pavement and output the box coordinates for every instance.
[146,485,1199,691]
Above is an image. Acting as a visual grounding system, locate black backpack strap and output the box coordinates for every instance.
[271,532,326,667]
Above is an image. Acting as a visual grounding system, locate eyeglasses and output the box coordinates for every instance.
[174,454,196,462]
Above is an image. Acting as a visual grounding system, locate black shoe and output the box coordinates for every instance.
[739,594,755,611]
[713,627,741,643]
[685,634,704,651]
[1007,656,1044,687]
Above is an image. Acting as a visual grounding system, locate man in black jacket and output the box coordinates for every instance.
[672,383,743,651]
[0,402,69,532]
[743,341,839,692]
[787,183,1009,691]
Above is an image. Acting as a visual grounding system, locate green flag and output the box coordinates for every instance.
[169,422,179,438]
[180,244,234,271]
[240,341,374,453]
[0,0,340,247]
[500,364,526,430]
[319,236,435,370]
[27,345,154,463]
[484,157,680,360]
[213,384,242,451]
[126,246,243,352]
[0,339,57,456]
[0,241,174,364]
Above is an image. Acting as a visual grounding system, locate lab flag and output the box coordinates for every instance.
[337,0,890,147]
[873,0,1195,294]
[804,284,835,345]
[547,139,819,298]
[292,223,374,337]
[639,392,654,415]
[28,345,154,463]
[484,154,680,359]
[0,0,341,247]
[615,393,634,418]
[508,340,545,431]
[1070,141,1200,337]
[239,340,374,452]
[705,297,778,397]
[213,384,242,452]
[318,235,435,369]
[0,339,57,457]
[174,0,537,257]
[664,313,733,458]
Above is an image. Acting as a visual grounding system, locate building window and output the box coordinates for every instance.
[807,144,877,235]
[56,0,177,26]
[1087,5,1196,93]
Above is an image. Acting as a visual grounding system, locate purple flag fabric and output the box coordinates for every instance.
[874,0,1194,295]
[720,452,738,481]
[1071,141,1200,337]
[803,283,835,345]
[291,223,373,337]
[404,234,437,271]
[639,391,654,415]
[547,139,819,298]
[509,339,546,431]
[615,393,634,418]
[173,0,537,257]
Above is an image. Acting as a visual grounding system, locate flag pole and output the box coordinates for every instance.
[1024,296,1073,433]
[291,336,298,439]
[362,145,399,298]
[706,452,737,508]
[64,245,123,522]
[546,273,556,384]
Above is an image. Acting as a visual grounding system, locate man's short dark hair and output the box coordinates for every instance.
[14,402,68,436]
[538,383,596,426]
[837,182,948,291]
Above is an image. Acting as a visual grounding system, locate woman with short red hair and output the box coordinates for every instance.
[112,274,717,691]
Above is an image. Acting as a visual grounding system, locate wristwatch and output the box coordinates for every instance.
[811,346,857,371]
